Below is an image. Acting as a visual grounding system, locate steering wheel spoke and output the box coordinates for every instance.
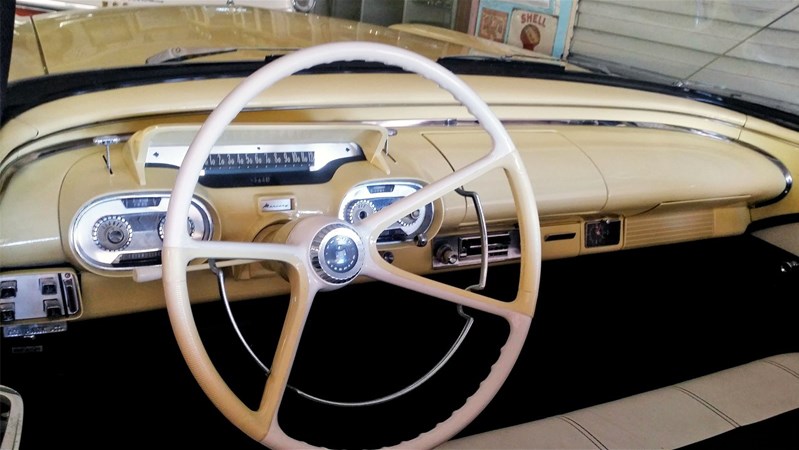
[172,239,303,266]
[255,274,317,439]
[361,258,527,317]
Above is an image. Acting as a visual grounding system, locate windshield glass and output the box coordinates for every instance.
[7,1,799,118]
[568,0,799,117]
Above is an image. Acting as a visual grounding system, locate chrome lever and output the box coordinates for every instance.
[455,187,488,292]
[93,135,122,175]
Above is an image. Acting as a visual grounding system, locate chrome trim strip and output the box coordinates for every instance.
[0,134,133,194]
[0,120,791,206]
[734,141,792,207]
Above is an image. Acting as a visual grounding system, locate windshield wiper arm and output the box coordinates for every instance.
[146,47,238,65]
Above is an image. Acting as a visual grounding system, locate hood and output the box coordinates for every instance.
[9,4,558,81]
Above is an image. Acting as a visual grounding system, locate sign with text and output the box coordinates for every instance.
[475,0,574,58]
[507,9,558,54]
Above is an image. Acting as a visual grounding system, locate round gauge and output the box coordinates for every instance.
[346,199,377,224]
[93,216,133,251]
[158,216,196,240]
[397,209,422,227]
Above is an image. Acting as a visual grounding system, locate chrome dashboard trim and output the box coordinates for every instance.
[0,121,791,206]
[0,134,132,196]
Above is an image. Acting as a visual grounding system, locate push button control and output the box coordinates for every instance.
[0,281,17,299]
[0,269,81,331]
[0,303,15,322]
[43,299,63,319]
[40,277,58,295]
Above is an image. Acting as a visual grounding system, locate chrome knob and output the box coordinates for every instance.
[436,245,458,265]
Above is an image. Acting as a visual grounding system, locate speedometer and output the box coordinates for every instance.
[146,142,364,187]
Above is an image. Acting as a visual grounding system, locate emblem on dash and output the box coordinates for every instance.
[259,198,293,212]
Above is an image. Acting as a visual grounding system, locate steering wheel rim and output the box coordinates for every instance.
[162,41,542,449]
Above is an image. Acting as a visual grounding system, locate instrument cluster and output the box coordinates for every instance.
[338,181,433,244]
[71,192,213,271]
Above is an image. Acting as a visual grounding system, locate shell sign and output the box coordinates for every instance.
[507,10,558,54]
[476,0,573,58]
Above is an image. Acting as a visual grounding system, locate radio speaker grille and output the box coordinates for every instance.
[625,210,714,248]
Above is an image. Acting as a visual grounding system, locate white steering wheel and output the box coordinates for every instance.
[162,41,542,449]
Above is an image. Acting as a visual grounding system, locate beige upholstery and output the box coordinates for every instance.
[437,353,799,449]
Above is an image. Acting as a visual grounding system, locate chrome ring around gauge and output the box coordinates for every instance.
[397,209,422,227]
[309,224,364,284]
[93,216,133,251]
[346,199,377,224]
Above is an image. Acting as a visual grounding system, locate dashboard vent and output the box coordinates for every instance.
[625,210,714,248]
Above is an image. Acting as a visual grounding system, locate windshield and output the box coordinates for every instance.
[7,1,799,120]
[567,0,799,117]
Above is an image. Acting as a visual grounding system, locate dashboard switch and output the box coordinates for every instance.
[380,251,395,264]
[0,269,81,328]
[40,277,58,295]
[0,303,15,322]
[64,284,79,315]
[0,281,17,299]
[43,299,63,319]
[436,245,459,265]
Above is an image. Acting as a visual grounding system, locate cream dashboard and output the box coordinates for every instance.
[0,117,791,329]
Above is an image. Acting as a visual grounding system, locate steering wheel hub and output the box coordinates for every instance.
[310,223,364,284]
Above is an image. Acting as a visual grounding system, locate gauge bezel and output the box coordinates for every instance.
[338,180,434,244]
[92,215,134,251]
[70,192,213,272]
